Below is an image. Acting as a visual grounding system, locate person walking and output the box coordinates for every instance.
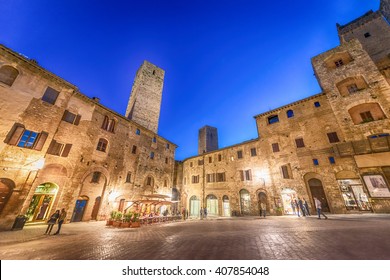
[204,207,208,219]
[298,198,306,217]
[200,207,203,219]
[294,199,300,217]
[291,199,296,215]
[260,202,266,218]
[314,197,328,219]
[53,208,67,235]
[303,198,310,216]
[45,210,60,235]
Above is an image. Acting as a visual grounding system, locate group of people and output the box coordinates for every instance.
[199,207,208,219]
[290,197,328,219]
[45,208,67,235]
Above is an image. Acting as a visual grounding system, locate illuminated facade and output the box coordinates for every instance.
[0,46,177,230]
[181,0,390,216]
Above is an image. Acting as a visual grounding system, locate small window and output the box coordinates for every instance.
[136,128,141,135]
[126,172,132,183]
[152,137,157,143]
[192,175,200,184]
[368,133,390,138]
[360,111,374,122]
[281,165,291,179]
[62,110,81,125]
[47,140,72,157]
[295,138,305,148]
[237,150,243,159]
[327,132,340,143]
[334,59,344,68]
[250,148,257,156]
[216,172,226,182]
[314,101,321,107]
[206,173,215,183]
[313,159,319,166]
[96,138,108,152]
[147,176,153,186]
[101,116,115,133]
[364,32,371,38]
[268,115,279,124]
[328,157,336,164]
[150,152,155,159]
[42,87,60,105]
[198,159,204,165]
[272,143,280,153]
[287,110,294,118]
[190,162,193,167]
[131,145,137,154]
[0,65,19,86]
[347,84,359,94]
[218,154,222,161]
[91,172,101,183]
[166,143,170,149]
[165,157,169,164]
[209,156,212,163]
[244,170,252,181]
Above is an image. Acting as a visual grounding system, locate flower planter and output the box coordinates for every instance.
[106,220,113,226]
[121,222,131,228]
[130,221,140,228]
[112,221,122,227]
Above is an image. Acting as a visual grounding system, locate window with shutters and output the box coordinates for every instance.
[96,138,108,152]
[192,175,200,184]
[250,148,257,156]
[62,110,81,125]
[47,140,72,157]
[0,65,19,86]
[295,138,305,148]
[327,132,340,143]
[198,159,204,165]
[281,165,292,179]
[237,150,243,159]
[126,172,131,183]
[101,116,115,133]
[41,87,60,105]
[239,170,252,181]
[4,123,48,151]
[272,143,280,152]
[206,173,215,183]
[216,172,226,182]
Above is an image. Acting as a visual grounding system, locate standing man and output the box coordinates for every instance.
[314,197,328,219]
[204,207,208,219]
[53,208,67,235]
[303,198,310,216]
[298,198,306,217]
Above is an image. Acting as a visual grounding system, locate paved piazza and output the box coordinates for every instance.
[0,214,389,260]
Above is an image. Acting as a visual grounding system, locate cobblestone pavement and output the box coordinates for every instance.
[0,214,390,260]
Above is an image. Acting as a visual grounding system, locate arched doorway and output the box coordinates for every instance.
[281,188,297,215]
[257,191,268,214]
[71,196,89,222]
[222,195,230,216]
[25,182,59,222]
[308,178,330,212]
[90,196,101,220]
[0,178,15,214]
[189,195,200,217]
[206,194,218,216]
[239,189,251,215]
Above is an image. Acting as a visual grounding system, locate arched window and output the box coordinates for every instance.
[0,65,19,86]
[286,110,294,118]
[336,75,368,97]
[96,138,108,152]
[348,103,386,125]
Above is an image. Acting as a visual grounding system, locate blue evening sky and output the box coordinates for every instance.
[0,0,379,160]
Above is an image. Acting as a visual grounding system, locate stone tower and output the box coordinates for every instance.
[198,125,219,154]
[337,0,390,64]
[125,61,164,133]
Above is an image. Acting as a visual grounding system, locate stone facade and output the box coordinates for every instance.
[181,1,390,217]
[0,45,177,230]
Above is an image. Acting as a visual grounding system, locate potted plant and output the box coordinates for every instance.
[112,212,123,227]
[130,212,141,228]
[121,212,132,228]
[106,210,117,226]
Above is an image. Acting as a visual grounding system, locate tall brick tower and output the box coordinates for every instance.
[126,61,164,133]
[198,125,219,154]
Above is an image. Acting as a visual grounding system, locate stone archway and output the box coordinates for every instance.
[308,178,330,212]
[25,182,59,222]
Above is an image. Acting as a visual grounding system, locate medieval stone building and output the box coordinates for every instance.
[181,0,390,217]
[0,45,177,230]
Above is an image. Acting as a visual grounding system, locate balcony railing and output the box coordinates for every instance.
[333,136,390,157]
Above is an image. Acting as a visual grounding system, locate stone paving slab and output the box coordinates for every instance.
[0,214,389,260]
